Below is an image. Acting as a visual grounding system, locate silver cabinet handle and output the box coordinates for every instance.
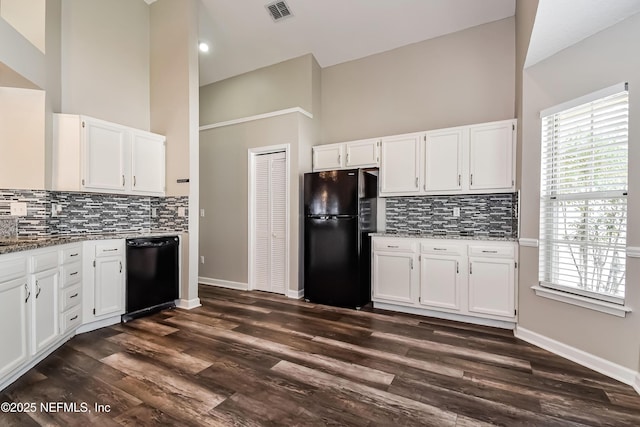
[338,154,341,164]
[122,175,126,186]
[387,245,399,248]
[119,261,123,273]
[470,263,473,274]
[415,177,419,188]
[103,248,118,252]
[434,248,447,251]
[70,271,78,276]
[25,284,30,303]
[482,250,498,254]
[346,153,350,164]
[410,258,413,269]
[70,293,79,299]
[470,174,473,186]
[70,253,79,257]
[458,174,461,186]
[133,176,137,187]
[70,315,78,321]
[36,281,41,299]
[456,261,459,274]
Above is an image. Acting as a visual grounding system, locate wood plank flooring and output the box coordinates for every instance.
[2,284,640,426]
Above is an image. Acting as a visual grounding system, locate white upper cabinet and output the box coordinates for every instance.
[312,138,381,171]
[424,127,465,193]
[469,121,515,191]
[379,132,423,196]
[131,130,166,196]
[313,143,344,171]
[345,138,379,168]
[53,114,166,197]
[83,118,127,192]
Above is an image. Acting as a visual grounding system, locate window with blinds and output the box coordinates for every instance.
[539,83,628,304]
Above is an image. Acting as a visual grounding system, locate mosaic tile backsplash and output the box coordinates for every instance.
[385,192,518,238]
[0,189,189,236]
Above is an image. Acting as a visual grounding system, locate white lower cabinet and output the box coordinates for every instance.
[0,254,30,380]
[419,245,463,311]
[0,244,84,391]
[83,240,125,324]
[372,239,418,305]
[372,236,517,326]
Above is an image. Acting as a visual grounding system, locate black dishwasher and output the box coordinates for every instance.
[123,236,179,322]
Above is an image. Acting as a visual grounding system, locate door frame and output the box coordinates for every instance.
[247,144,290,294]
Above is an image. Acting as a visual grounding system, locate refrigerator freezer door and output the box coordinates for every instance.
[304,216,361,307]
[304,170,359,216]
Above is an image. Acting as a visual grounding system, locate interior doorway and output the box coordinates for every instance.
[248,145,289,295]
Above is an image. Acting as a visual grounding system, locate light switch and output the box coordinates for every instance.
[151,208,158,218]
[10,202,27,216]
[178,207,186,217]
[200,209,205,217]
[453,207,461,217]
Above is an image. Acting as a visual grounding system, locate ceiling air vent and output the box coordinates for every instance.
[265,1,293,22]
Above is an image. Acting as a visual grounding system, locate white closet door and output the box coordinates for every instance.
[253,151,287,294]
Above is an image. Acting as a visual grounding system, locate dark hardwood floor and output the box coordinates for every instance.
[2,284,640,426]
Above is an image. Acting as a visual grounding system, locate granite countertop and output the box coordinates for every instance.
[370,232,518,242]
[0,230,185,255]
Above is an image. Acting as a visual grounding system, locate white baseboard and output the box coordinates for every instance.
[287,288,304,299]
[76,316,122,334]
[175,298,201,310]
[515,326,638,390]
[199,276,248,291]
[373,302,516,329]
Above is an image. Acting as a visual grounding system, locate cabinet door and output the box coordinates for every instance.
[0,277,30,378]
[379,133,422,196]
[83,118,127,192]
[469,121,515,191]
[424,128,464,193]
[94,256,124,317]
[313,144,344,171]
[131,130,166,196]
[31,269,59,355]
[346,139,379,168]
[419,255,461,311]
[372,251,417,304]
[468,257,515,318]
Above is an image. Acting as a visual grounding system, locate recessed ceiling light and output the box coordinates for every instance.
[199,42,209,53]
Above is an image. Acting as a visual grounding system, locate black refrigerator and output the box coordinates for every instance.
[304,169,378,308]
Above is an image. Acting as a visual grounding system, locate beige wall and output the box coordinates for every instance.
[150,0,200,304]
[199,113,303,289]
[0,87,45,189]
[515,0,538,188]
[320,17,515,143]
[60,0,150,129]
[200,54,316,125]
[0,0,46,53]
[519,12,640,370]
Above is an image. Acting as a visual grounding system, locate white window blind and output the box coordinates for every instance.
[539,83,628,304]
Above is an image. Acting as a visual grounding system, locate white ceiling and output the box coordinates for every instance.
[197,0,515,86]
[526,0,640,67]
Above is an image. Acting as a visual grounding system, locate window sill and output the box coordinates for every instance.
[531,285,632,318]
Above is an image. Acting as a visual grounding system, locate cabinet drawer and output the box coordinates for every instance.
[420,242,463,255]
[374,238,416,252]
[0,256,27,283]
[60,246,82,264]
[61,262,82,288]
[60,284,81,312]
[60,305,82,334]
[468,245,514,258]
[31,251,58,273]
[95,242,123,257]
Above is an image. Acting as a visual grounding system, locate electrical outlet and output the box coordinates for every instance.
[200,256,205,264]
[51,204,62,217]
[200,209,205,217]
[151,207,158,218]
[10,202,27,216]
[178,207,186,217]
[453,207,461,217]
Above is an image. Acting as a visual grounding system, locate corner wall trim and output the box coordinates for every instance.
[519,238,539,247]
[199,277,249,291]
[515,326,639,393]
[199,107,313,131]
[627,246,640,258]
[287,289,304,300]
[175,298,201,310]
